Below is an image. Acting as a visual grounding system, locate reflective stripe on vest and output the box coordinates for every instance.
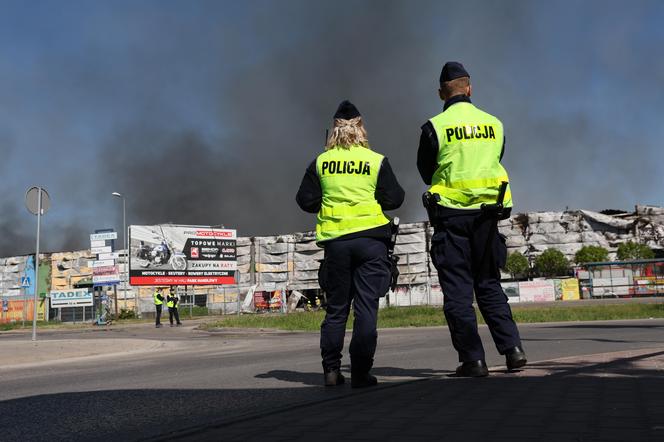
[166,297,174,308]
[154,292,163,305]
[428,102,513,209]
[315,145,390,242]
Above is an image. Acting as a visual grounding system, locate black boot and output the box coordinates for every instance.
[505,346,527,370]
[324,369,345,387]
[455,360,489,377]
[351,372,378,388]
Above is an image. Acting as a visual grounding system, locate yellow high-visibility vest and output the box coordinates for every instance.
[315,145,390,242]
[428,102,513,209]
[153,291,163,306]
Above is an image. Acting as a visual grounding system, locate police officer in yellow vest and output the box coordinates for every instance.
[167,286,182,327]
[297,100,404,388]
[418,62,526,377]
[154,287,164,328]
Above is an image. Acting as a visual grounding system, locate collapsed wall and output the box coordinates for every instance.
[1,206,662,311]
[254,205,664,291]
[501,205,664,261]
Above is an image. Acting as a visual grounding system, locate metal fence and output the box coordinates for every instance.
[576,259,664,298]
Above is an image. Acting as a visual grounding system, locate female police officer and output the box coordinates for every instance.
[296,100,404,388]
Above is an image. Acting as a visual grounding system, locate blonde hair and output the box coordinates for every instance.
[325,116,370,150]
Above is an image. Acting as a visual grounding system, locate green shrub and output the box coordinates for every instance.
[574,245,609,264]
[534,248,570,277]
[616,241,655,261]
[118,308,137,320]
[505,251,530,279]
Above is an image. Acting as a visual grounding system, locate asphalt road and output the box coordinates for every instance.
[1,318,663,441]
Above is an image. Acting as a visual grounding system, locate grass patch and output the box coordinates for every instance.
[203,311,327,331]
[179,306,209,318]
[204,303,664,332]
[511,303,664,323]
[0,320,71,331]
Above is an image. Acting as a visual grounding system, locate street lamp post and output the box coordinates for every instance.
[112,192,128,310]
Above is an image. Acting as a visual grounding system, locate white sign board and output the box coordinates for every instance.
[92,274,121,284]
[91,246,112,255]
[50,289,93,307]
[92,259,116,268]
[592,277,631,296]
[518,280,556,302]
[501,282,520,303]
[91,232,117,241]
[90,240,106,248]
[98,252,121,261]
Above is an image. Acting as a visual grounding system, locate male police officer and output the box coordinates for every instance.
[418,62,526,377]
[154,287,164,328]
[167,286,182,327]
[297,100,404,388]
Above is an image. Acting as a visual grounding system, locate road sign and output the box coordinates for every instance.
[97,252,121,260]
[92,274,121,284]
[92,259,115,268]
[20,276,31,287]
[90,246,112,254]
[90,240,106,248]
[90,232,117,241]
[25,187,51,215]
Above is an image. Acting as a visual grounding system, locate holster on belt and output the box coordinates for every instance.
[422,191,444,229]
[387,217,400,293]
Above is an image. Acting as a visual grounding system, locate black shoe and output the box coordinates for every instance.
[155,324,161,328]
[170,324,174,327]
[324,369,345,387]
[505,346,527,370]
[455,360,489,377]
[351,373,378,388]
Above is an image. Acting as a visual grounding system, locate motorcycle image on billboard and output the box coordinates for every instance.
[129,225,237,286]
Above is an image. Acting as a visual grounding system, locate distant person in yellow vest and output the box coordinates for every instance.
[418,61,526,377]
[167,286,182,327]
[153,287,164,328]
[296,100,404,388]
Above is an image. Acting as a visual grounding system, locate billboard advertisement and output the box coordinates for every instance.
[129,225,237,285]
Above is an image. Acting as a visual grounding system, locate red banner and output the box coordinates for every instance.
[130,276,236,285]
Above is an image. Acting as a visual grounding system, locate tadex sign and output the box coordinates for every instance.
[50,289,93,307]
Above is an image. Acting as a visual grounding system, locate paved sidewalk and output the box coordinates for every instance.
[168,348,664,442]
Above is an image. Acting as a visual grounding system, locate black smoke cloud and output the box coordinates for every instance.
[95,1,441,240]
[1,0,662,256]
[0,202,33,257]
[92,0,664,243]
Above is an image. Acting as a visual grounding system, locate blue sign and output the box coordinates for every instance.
[23,255,36,295]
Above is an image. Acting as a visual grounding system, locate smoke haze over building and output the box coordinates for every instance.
[0,0,662,256]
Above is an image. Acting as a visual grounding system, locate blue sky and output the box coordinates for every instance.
[1,0,663,255]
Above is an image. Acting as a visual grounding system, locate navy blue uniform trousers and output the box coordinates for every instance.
[430,213,522,362]
[319,237,391,373]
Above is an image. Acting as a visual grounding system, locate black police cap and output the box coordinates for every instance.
[440,61,470,83]
[333,100,361,120]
